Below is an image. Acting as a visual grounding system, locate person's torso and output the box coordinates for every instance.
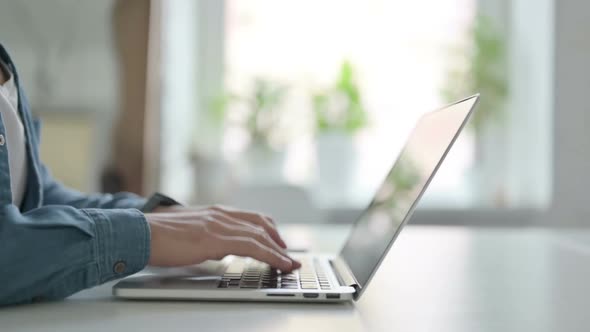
[0,59,28,207]
[0,43,44,211]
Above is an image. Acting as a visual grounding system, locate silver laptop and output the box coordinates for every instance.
[113,95,479,302]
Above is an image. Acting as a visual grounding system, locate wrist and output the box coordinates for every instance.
[152,205,184,213]
[144,214,168,266]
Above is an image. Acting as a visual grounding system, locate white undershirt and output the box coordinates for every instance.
[0,61,28,207]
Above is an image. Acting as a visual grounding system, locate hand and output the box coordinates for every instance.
[146,205,300,272]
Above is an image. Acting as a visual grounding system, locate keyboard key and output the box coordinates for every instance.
[240,284,259,289]
[301,281,318,285]
[242,276,260,280]
[241,280,260,285]
[223,257,333,291]
[301,284,318,289]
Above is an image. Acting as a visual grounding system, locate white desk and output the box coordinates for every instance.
[2,225,590,332]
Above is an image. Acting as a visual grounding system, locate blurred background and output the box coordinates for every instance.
[1,0,587,226]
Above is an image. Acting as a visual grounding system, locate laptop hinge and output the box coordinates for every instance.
[330,256,361,297]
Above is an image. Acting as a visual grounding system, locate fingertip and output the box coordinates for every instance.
[292,259,302,269]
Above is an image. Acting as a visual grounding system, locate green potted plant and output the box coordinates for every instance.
[190,92,235,204]
[311,61,369,205]
[209,78,290,184]
[442,15,509,134]
[242,79,289,150]
[441,14,509,205]
[239,78,290,183]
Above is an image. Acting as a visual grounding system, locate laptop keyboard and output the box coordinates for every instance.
[218,258,332,290]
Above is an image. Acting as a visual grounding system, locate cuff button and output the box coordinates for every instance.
[113,261,127,274]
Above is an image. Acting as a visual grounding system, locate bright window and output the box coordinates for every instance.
[223,0,476,208]
[160,0,553,214]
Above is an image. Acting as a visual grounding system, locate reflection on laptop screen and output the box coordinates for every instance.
[339,96,478,289]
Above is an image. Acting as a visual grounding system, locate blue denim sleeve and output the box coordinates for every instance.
[0,204,150,306]
[40,163,147,210]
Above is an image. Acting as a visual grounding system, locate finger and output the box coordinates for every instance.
[211,217,296,264]
[212,206,288,249]
[212,211,285,249]
[220,236,293,272]
[214,205,277,226]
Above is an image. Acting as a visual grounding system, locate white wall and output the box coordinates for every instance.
[552,0,590,225]
[0,0,118,191]
[0,0,118,111]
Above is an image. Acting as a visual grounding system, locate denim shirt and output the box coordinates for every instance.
[0,44,151,306]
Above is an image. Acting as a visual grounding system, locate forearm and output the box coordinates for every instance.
[0,204,149,306]
[41,164,147,210]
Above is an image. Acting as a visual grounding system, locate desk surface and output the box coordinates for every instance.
[2,225,590,332]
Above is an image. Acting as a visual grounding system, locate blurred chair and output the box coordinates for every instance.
[225,185,324,225]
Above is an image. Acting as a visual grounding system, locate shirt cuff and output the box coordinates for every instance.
[83,208,151,283]
[140,192,182,212]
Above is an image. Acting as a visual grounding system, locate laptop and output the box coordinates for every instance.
[113,95,480,302]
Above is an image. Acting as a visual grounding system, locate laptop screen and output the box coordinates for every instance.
[339,96,478,291]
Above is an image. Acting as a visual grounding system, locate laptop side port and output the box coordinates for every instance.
[267,293,295,297]
[303,293,319,298]
[326,293,340,299]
